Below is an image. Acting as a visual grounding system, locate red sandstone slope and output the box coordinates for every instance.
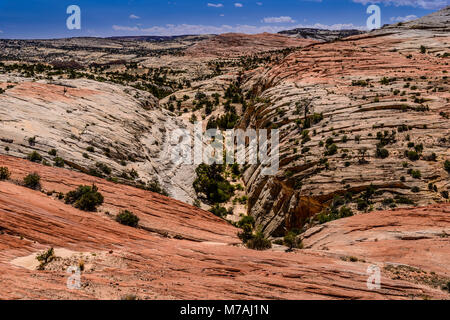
[0,155,449,300]
[303,204,450,277]
[186,32,317,57]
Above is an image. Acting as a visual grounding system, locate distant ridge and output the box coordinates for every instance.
[106,34,214,42]
[383,5,449,32]
[278,28,365,42]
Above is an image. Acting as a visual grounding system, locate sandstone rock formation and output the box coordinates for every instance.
[0,155,449,299]
[303,204,450,277]
[384,5,450,32]
[240,9,450,236]
[0,76,196,203]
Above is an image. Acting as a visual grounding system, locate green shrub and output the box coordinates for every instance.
[414,144,424,153]
[406,151,420,161]
[237,215,255,229]
[115,210,139,228]
[0,167,10,180]
[96,162,111,175]
[410,170,421,179]
[231,163,240,176]
[36,247,55,270]
[246,231,272,251]
[65,185,104,211]
[23,173,41,190]
[48,149,57,156]
[27,151,42,163]
[395,196,414,205]
[283,231,304,250]
[209,204,228,218]
[325,143,338,156]
[193,199,201,208]
[442,191,449,199]
[237,216,260,245]
[445,160,450,173]
[28,137,36,146]
[54,157,65,167]
[88,167,104,178]
[146,180,169,196]
[376,147,389,159]
[317,205,354,223]
[237,223,254,243]
[357,198,369,210]
[193,164,234,203]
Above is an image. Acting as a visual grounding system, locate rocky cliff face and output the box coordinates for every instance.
[0,155,448,299]
[241,12,450,236]
[0,76,197,203]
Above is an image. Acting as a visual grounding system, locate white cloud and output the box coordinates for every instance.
[352,0,448,10]
[129,14,140,19]
[234,3,244,7]
[207,3,224,7]
[256,2,263,5]
[263,16,296,23]
[112,22,367,37]
[390,14,418,21]
[0,30,3,34]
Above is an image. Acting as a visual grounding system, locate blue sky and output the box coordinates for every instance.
[0,0,447,39]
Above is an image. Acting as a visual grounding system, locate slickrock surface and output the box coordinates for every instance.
[0,76,197,203]
[0,155,449,300]
[185,33,317,57]
[303,204,450,277]
[384,5,450,32]
[241,9,450,236]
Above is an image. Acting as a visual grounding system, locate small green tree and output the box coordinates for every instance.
[209,205,228,218]
[116,210,139,228]
[23,173,41,190]
[246,231,272,251]
[36,247,55,270]
[376,147,389,159]
[0,167,10,180]
[325,143,338,156]
[237,216,255,243]
[65,185,104,211]
[284,231,303,251]
[54,157,65,167]
[27,151,42,163]
[147,180,169,196]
